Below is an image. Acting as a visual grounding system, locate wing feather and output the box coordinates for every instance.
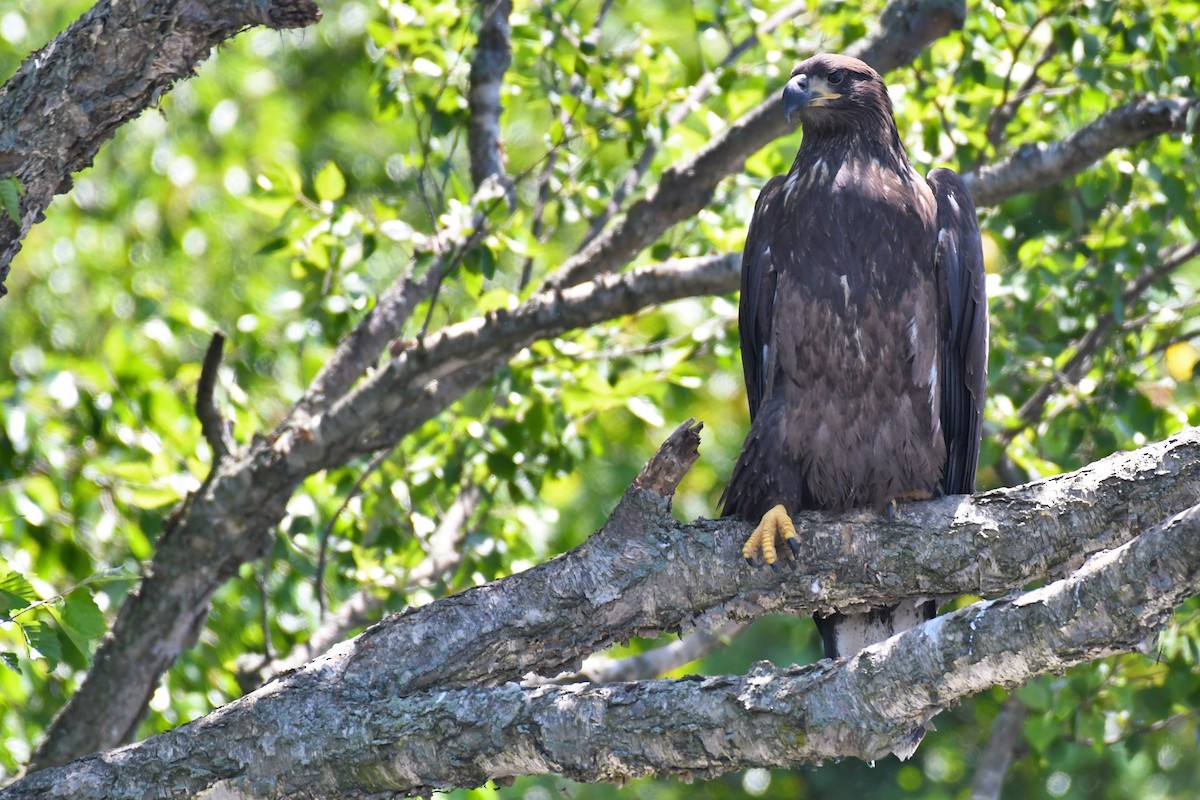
[928,168,988,495]
[740,175,787,419]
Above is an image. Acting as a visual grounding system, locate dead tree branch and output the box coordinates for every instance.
[195,331,234,465]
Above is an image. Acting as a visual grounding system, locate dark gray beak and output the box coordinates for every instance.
[782,74,812,122]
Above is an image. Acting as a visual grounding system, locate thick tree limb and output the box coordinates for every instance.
[270,428,1200,701]
[545,0,968,289]
[10,439,1200,798]
[965,97,1199,207]
[0,0,321,296]
[27,438,305,770]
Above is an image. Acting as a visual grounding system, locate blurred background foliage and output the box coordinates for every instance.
[1,0,1199,797]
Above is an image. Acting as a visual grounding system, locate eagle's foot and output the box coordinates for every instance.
[743,504,799,569]
[885,490,935,522]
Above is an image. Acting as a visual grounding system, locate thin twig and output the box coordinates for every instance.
[315,447,396,619]
[538,622,746,684]
[246,484,482,687]
[519,0,620,289]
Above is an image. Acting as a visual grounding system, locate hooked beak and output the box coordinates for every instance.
[782,73,837,122]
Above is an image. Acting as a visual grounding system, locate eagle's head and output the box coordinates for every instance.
[781,54,892,130]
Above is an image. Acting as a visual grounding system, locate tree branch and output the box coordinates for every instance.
[576,0,809,250]
[965,97,1199,207]
[0,0,321,297]
[467,0,515,206]
[999,239,1200,448]
[295,258,737,467]
[11,441,1200,797]
[968,697,1027,800]
[272,427,1200,701]
[195,331,233,465]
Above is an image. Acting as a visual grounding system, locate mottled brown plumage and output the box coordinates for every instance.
[722,54,988,661]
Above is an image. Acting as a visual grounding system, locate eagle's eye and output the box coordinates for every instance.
[827,69,845,86]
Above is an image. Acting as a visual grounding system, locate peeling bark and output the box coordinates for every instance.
[9,446,1200,798]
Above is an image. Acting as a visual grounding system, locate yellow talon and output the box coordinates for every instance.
[743,504,798,567]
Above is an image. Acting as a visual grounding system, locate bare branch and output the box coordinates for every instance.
[966,97,1199,207]
[195,332,234,465]
[0,0,321,297]
[12,472,1200,797]
[544,0,968,289]
[288,251,460,423]
[969,697,1027,800]
[467,0,515,206]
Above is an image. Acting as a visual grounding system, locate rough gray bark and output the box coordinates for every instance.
[0,0,321,296]
[8,427,1199,799]
[965,97,1199,207]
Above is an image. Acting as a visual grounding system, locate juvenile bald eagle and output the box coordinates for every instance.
[722,54,988,660]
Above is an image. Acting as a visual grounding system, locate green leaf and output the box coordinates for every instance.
[0,178,21,223]
[24,619,63,667]
[0,571,37,617]
[0,651,19,674]
[62,589,105,641]
[1024,713,1060,754]
[314,162,346,202]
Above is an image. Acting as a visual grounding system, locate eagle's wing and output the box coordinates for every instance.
[739,175,787,419]
[928,168,988,495]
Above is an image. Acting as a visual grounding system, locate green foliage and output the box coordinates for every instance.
[0,178,22,223]
[1,0,1199,795]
